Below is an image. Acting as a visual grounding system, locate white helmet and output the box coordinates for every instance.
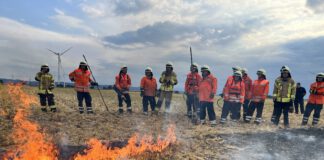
[201,65,211,72]
[121,64,127,69]
[166,61,173,67]
[232,66,242,72]
[316,72,324,78]
[191,62,199,68]
[233,70,242,77]
[280,65,290,73]
[241,68,248,74]
[145,67,153,72]
[257,69,266,76]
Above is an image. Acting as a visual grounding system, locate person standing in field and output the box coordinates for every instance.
[221,71,245,124]
[302,73,324,126]
[198,65,217,126]
[140,67,157,115]
[245,69,269,124]
[272,66,296,128]
[35,64,56,112]
[294,82,306,114]
[156,62,178,114]
[241,68,252,120]
[114,65,132,114]
[184,63,202,122]
[69,62,97,114]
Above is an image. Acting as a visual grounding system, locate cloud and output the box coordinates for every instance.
[113,0,153,15]
[306,0,324,13]
[50,8,94,34]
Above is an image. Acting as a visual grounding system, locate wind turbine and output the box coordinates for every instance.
[47,47,72,87]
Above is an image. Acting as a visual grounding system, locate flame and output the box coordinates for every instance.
[3,84,58,160]
[74,125,176,160]
[2,84,176,160]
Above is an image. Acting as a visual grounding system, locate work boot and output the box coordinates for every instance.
[187,111,192,118]
[200,120,206,125]
[210,120,217,127]
[87,111,94,114]
[118,109,124,115]
[220,118,226,124]
[301,121,307,126]
[127,109,132,114]
[50,108,57,112]
[79,110,84,114]
[41,108,47,112]
[143,112,148,115]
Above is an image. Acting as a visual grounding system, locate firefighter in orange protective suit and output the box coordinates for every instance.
[184,63,202,119]
[198,65,217,126]
[114,65,132,114]
[241,68,252,120]
[221,71,245,124]
[140,67,157,115]
[302,73,324,126]
[245,69,269,124]
[69,62,97,114]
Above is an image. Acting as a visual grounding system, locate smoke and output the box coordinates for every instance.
[227,128,324,160]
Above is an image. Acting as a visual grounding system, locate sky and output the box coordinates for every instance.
[0,0,323,92]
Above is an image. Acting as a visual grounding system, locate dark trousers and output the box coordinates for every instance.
[142,96,156,112]
[39,93,55,108]
[302,103,323,125]
[241,99,250,119]
[186,94,199,114]
[294,98,305,114]
[200,101,216,121]
[271,102,278,122]
[77,92,92,112]
[157,91,173,110]
[118,93,132,109]
[274,102,290,126]
[221,101,241,120]
[246,101,264,122]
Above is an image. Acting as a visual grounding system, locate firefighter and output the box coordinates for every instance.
[114,65,132,114]
[221,71,245,124]
[140,67,157,115]
[35,64,56,112]
[184,63,202,120]
[302,73,324,126]
[156,62,178,113]
[198,65,217,126]
[69,62,97,114]
[222,66,241,97]
[272,66,296,127]
[294,82,306,114]
[245,69,269,124]
[241,68,252,120]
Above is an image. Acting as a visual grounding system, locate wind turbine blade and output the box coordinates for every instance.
[61,47,72,55]
[47,48,58,55]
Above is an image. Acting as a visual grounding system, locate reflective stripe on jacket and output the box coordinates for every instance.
[159,71,177,92]
[35,72,54,94]
[273,77,296,102]
[198,74,217,102]
[185,72,202,94]
[308,82,324,105]
[69,69,92,92]
[223,78,245,103]
[251,79,269,102]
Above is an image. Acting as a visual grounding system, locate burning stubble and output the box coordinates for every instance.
[1,84,177,160]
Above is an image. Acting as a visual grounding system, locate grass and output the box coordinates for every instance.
[0,84,323,159]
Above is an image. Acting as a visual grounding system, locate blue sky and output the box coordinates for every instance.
[0,0,323,93]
